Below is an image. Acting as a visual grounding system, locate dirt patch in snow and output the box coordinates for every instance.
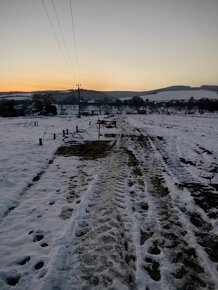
[56,141,114,160]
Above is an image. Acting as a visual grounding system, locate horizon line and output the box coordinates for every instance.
[0,84,217,94]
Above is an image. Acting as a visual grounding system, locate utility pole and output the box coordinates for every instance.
[76,84,81,118]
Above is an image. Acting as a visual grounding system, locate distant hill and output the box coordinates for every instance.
[139,89,218,102]
[0,89,114,102]
[200,85,218,91]
[79,89,114,101]
[104,91,142,99]
[105,85,218,99]
[0,85,217,102]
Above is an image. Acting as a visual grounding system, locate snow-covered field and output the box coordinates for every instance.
[129,89,218,101]
[0,93,33,100]
[0,116,101,218]
[0,114,218,289]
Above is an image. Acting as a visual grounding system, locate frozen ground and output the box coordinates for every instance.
[0,114,217,289]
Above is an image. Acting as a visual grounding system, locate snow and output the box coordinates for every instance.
[0,114,218,289]
[127,114,218,182]
[0,116,101,219]
[0,93,33,100]
[121,89,218,101]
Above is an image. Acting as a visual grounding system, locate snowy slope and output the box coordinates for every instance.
[0,93,33,100]
[139,89,218,101]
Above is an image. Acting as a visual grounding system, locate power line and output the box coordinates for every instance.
[41,0,74,79]
[69,0,81,83]
[51,0,76,80]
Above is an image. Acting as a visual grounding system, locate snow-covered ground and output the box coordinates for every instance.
[0,116,101,218]
[120,89,218,101]
[128,114,218,185]
[0,93,33,100]
[0,114,217,289]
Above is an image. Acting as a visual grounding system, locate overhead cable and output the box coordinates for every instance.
[69,0,81,82]
[41,0,74,79]
[51,0,76,79]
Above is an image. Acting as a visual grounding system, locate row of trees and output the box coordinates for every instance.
[0,94,57,117]
[1,94,218,117]
[113,96,218,113]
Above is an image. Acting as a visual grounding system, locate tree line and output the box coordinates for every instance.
[0,94,57,117]
[0,94,218,117]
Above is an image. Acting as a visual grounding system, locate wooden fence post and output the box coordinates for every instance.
[98,120,101,140]
[39,138,43,146]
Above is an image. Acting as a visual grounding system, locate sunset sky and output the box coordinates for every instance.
[0,0,218,92]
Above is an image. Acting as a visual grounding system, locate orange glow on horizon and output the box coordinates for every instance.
[0,81,150,93]
[0,73,152,92]
[1,65,216,93]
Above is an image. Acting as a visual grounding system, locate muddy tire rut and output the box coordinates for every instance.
[58,141,138,289]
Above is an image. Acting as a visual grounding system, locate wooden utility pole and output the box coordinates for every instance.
[76,84,82,118]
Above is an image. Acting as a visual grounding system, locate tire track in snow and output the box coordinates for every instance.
[150,135,218,220]
[123,127,217,289]
[52,141,137,289]
[147,134,218,280]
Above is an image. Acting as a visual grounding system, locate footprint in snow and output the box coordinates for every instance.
[34,261,44,270]
[17,256,31,265]
[33,234,44,242]
[144,257,161,281]
[6,275,21,286]
[32,231,44,242]
[40,242,48,247]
